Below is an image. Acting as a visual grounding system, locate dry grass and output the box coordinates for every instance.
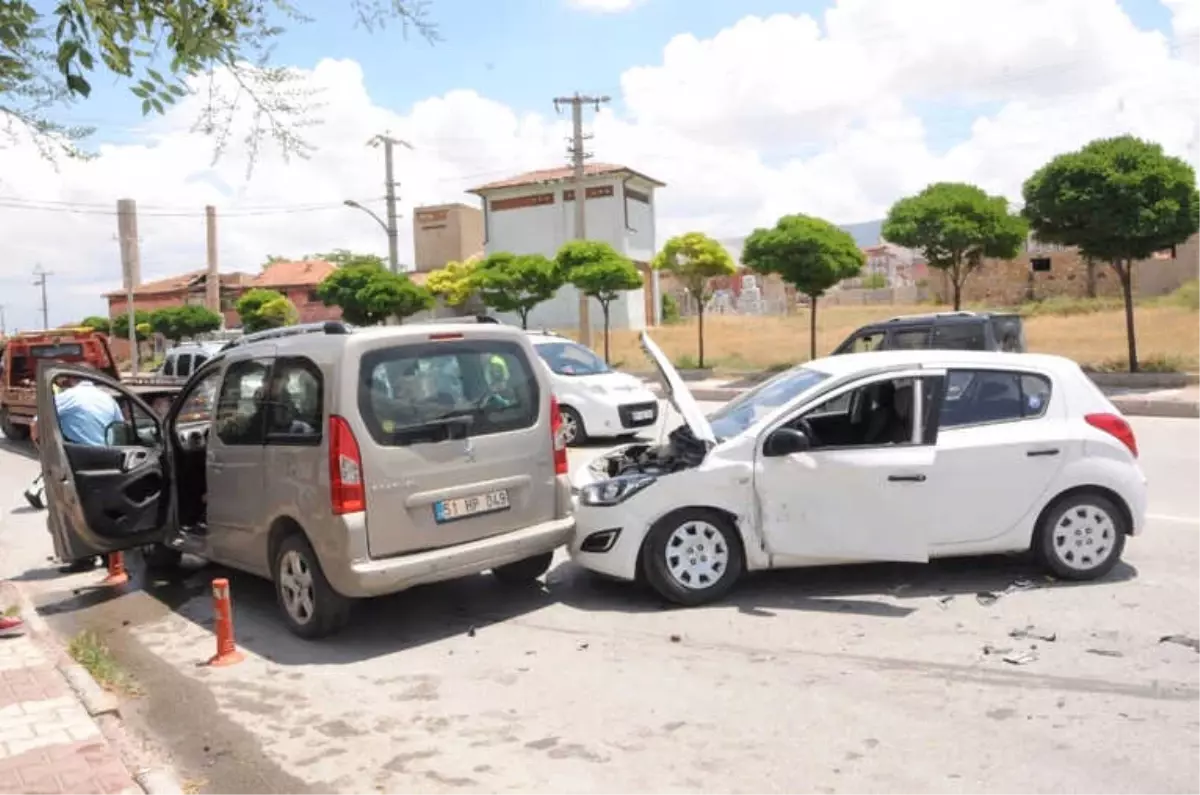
[584,303,1200,373]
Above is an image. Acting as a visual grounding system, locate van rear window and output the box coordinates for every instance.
[358,340,539,446]
[30,343,84,358]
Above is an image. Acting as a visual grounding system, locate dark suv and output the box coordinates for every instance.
[831,311,1026,355]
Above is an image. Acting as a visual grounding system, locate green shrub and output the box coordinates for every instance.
[661,292,682,324]
[1157,280,1199,310]
[1086,354,1185,373]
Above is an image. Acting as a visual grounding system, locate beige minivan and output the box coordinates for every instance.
[37,321,575,638]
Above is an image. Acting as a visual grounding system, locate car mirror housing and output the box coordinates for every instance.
[763,427,811,457]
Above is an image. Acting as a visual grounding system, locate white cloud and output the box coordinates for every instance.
[0,0,1196,329]
[565,0,646,12]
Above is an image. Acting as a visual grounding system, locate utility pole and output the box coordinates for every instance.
[368,134,413,273]
[32,265,51,330]
[0,304,6,337]
[117,198,142,374]
[554,92,609,347]
[205,205,221,324]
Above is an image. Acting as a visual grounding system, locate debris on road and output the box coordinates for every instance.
[1159,634,1200,653]
[937,595,955,609]
[1009,625,1057,642]
[982,644,1013,656]
[1086,648,1124,658]
[669,633,682,643]
[1002,650,1039,666]
[1004,578,1037,593]
[975,591,1000,606]
[467,626,477,638]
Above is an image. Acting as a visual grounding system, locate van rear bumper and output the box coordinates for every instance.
[337,517,575,598]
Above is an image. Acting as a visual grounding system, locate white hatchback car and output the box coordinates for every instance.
[527,332,660,446]
[570,334,1148,605]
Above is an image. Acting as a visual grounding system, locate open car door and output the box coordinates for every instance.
[37,362,172,562]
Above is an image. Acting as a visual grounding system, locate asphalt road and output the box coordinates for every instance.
[1,406,1197,794]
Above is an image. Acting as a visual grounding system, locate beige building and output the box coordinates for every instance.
[412,203,485,273]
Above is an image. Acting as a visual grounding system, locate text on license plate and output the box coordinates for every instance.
[631,409,654,421]
[434,490,511,523]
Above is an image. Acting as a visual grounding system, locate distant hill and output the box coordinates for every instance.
[720,218,884,263]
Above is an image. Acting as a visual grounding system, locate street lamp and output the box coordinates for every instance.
[343,199,389,236]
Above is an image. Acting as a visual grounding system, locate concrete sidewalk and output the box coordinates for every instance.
[643,380,1200,418]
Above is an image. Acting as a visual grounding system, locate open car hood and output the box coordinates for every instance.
[639,332,715,445]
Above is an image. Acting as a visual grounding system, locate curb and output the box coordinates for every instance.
[644,384,1200,418]
[0,582,185,795]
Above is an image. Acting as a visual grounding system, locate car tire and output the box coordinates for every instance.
[641,508,744,606]
[1034,491,1127,581]
[493,552,554,585]
[558,406,587,447]
[140,543,183,570]
[1,410,30,440]
[273,534,352,639]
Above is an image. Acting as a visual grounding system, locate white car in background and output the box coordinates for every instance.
[527,332,660,446]
[569,334,1147,606]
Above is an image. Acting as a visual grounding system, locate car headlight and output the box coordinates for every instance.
[579,474,657,506]
[587,384,608,395]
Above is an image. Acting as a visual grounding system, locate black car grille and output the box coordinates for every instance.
[618,401,658,428]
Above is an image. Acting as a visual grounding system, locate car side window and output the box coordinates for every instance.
[176,354,193,378]
[264,357,322,445]
[849,332,884,353]
[794,376,925,449]
[215,359,271,445]
[889,328,931,349]
[162,356,175,376]
[175,368,223,424]
[939,369,1052,428]
[932,323,987,351]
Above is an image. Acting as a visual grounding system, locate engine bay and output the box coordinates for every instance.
[592,425,710,479]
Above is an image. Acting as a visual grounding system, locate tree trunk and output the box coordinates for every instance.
[519,309,529,330]
[1115,259,1138,372]
[808,294,818,361]
[1085,257,1097,299]
[697,302,706,369]
[601,301,611,364]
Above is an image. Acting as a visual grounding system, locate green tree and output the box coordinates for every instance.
[110,310,153,341]
[472,252,564,329]
[0,1,436,162]
[742,215,865,360]
[236,288,296,333]
[308,250,385,268]
[315,260,432,325]
[1022,135,1200,372]
[80,315,111,335]
[556,241,643,363]
[149,305,222,342]
[426,259,478,308]
[882,182,1028,310]
[650,232,736,369]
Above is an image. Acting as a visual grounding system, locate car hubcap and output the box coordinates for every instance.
[560,412,578,444]
[279,550,315,624]
[1051,503,1116,571]
[665,520,729,590]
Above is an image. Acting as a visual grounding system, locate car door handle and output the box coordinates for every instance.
[888,474,926,483]
[1026,448,1060,457]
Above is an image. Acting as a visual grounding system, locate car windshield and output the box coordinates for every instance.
[707,366,831,440]
[534,340,609,376]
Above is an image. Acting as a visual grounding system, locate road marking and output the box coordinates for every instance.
[1147,513,1200,524]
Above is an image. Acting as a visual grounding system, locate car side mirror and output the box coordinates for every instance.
[764,427,811,457]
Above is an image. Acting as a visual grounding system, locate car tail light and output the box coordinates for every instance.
[550,395,568,475]
[329,415,365,514]
[1085,413,1138,458]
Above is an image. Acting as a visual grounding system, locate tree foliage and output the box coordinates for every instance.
[80,315,111,335]
[236,288,296,333]
[472,252,564,329]
[0,1,437,162]
[742,214,865,360]
[109,309,154,341]
[425,258,478,307]
[650,232,736,368]
[556,240,642,363]
[1022,135,1200,371]
[882,182,1028,310]
[309,249,385,269]
[149,305,222,342]
[314,259,432,325]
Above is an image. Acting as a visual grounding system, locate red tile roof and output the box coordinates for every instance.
[468,163,666,193]
[251,260,337,288]
[102,270,252,299]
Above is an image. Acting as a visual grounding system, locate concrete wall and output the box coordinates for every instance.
[478,177,659,331]
[413,203,485,273]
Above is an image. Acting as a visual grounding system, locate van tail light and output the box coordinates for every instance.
[1085,413,1138,458]
[550,395,569,476]
[329,415,366,514]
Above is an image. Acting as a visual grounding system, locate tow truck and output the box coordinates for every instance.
[0,327,185,440]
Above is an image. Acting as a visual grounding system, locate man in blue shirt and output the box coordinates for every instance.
[28,373,124,572]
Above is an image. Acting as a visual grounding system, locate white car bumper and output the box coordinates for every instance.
[573,389,660,439]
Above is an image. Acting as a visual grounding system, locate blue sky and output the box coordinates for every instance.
[49,0,1178,145]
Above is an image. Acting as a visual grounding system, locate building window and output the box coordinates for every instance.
[307,290,320,303]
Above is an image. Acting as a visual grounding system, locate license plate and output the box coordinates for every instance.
[434,490,510,523]
[631,409,654,421]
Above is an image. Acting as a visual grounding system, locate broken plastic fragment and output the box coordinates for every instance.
[975,591,1000,606]
[1002,650,1038,665]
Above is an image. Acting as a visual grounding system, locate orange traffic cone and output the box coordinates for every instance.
[207,578,244,667]
[101,552,129,586]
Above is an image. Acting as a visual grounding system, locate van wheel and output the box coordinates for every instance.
[642,508,744,606]
[1035,492,1127,581]
[493,552,553,585]
[140,544,182,570]
[273,534,352,639]
[558,406,586,446]
[1,410,29,440]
